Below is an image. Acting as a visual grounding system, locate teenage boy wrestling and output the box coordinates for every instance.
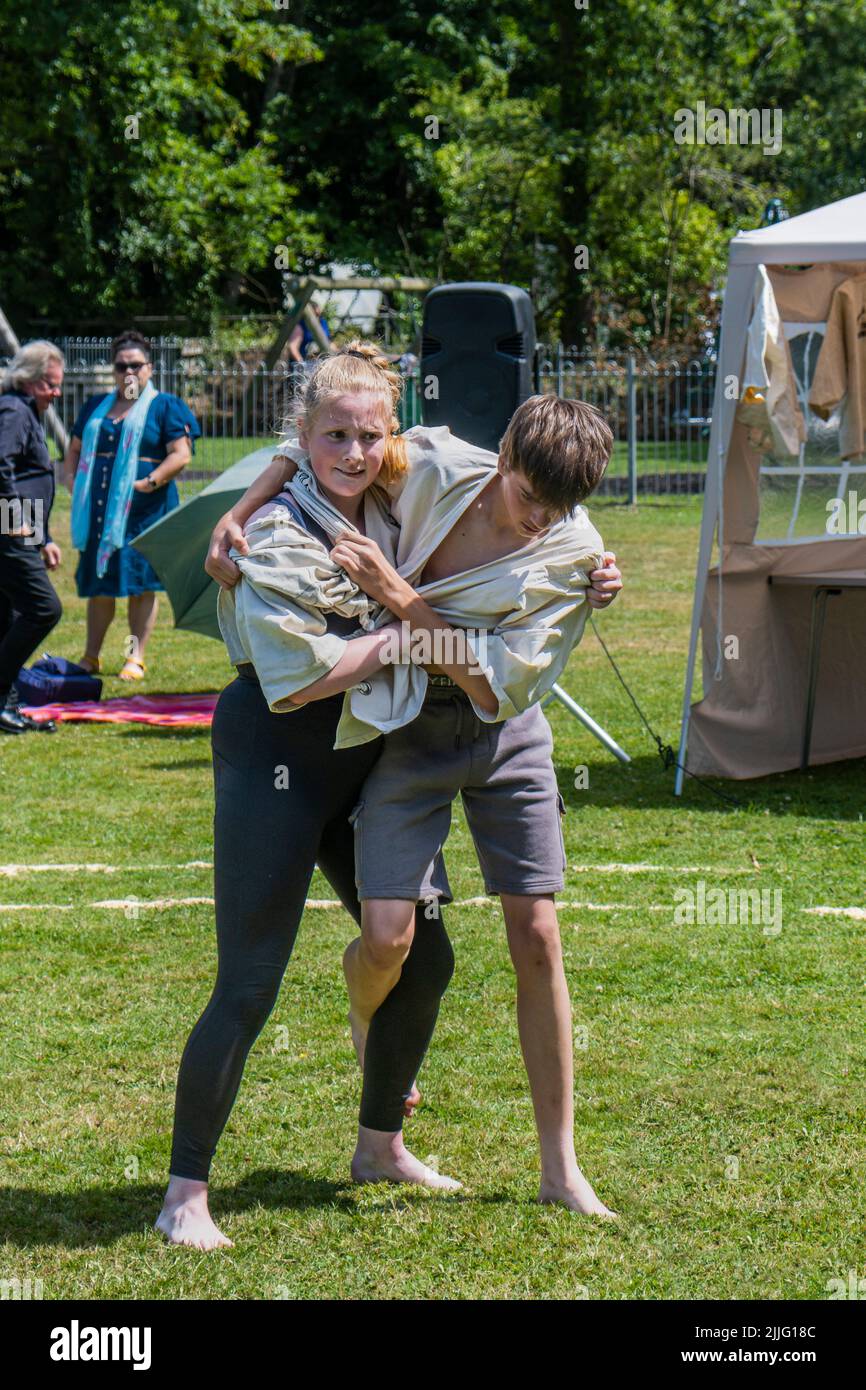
[207,392,621,1215]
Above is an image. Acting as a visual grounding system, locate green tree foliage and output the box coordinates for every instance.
[0,0,322,324]
[0,0,863,346]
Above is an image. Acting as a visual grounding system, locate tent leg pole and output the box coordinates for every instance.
[675,263,757,796]
[801,586,841,771]
[675,492,720,796]
[542,684,631,763]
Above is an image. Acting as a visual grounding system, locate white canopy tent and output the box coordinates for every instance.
[675,192,866,790]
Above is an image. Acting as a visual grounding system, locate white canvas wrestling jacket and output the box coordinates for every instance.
[217,425,606,748]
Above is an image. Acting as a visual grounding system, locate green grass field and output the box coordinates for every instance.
[1,491,864,1301]
[606,438,710,477]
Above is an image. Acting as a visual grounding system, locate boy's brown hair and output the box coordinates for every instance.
[499,394,613,513]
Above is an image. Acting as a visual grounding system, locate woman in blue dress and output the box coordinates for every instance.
[62,330,201,679]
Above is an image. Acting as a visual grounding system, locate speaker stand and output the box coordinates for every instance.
[540,683,631,764]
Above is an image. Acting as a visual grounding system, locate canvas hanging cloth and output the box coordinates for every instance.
[735,266,805,458]
[808,271,866,460]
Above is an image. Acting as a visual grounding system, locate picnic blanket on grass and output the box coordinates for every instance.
[19,693,218,726]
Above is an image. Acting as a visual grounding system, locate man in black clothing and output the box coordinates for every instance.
[0,340,65,735]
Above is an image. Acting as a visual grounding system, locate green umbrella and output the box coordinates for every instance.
[130,445,280,640]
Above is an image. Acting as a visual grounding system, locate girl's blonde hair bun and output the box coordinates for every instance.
[282,336,408,485]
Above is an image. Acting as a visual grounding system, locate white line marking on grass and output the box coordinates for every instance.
[0,898,217,912]
[1,860,760,881]
[0,896,670,914]
[563,902,670,912]
[0,864,118,877]
[93,897,216,910]
[0,861,213,877]
[805,905,866,921]
[0,897,345,913]
[460,896,669,911]
[0,903,76,912]
[6,896,854,918]
[570,863,754,874]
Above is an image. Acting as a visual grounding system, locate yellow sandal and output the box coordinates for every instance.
[118,657,146,681]
[79,654,102,674]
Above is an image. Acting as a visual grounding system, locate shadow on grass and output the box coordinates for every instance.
[0,1169,348,1248]
[0,1168,475,1247]
[554,751,866,820]
[0,1165,479,1247]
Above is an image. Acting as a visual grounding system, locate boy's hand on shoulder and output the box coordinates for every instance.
[587,551,622,610]
[206,513,248,589]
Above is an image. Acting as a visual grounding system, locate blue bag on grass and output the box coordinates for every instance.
[15,653,103,706]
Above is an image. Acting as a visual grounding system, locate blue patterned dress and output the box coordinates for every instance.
[72,393,201,597]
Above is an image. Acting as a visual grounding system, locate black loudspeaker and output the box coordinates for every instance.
[420,282,536,452]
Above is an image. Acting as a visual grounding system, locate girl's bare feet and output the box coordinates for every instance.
[155,1177,233,1250]
[351,1125,461,1192]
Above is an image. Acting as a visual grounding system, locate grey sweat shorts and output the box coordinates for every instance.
[350,680,567,903]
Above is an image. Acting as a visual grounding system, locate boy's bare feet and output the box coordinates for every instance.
[538,1170,618,1218]
[402,1081,421,1117]
[351,1125,462,1192]
[348,1008,421,1118]
[155,1177,233,1250]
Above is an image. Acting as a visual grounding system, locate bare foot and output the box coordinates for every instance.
[352,1128,462,1192]
[538,1174,618,1219]
[349,1009,421,1119]
[155,1178,233,1250]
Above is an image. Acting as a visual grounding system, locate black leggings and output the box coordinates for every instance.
[169,667,454,1182]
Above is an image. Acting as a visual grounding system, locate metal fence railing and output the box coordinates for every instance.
[39,341,423,501]
[8,337,715,501]
[535,346,715,499]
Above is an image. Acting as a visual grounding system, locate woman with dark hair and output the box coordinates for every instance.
[62,330,201,679]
